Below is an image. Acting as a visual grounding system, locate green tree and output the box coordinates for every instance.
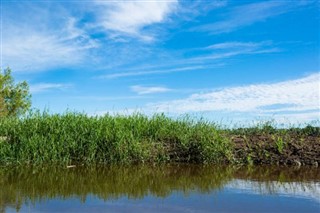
[0,67,31,117]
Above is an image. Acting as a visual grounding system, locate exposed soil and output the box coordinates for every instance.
[230,133,320,166]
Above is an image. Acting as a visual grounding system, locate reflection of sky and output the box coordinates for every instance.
[6,182,320,213]
[226,179,320,203]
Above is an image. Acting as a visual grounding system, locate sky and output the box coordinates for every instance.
[1,0,319,125]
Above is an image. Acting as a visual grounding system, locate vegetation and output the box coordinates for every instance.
[0,111,318,165]
[0,112,232,164]
[226,123,319,165]
[0,68,31,117]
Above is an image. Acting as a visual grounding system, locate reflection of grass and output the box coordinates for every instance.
[1,165,319,213]
[0,165,234,212]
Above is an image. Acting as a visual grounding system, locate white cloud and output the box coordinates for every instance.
[73,95,148,101]
[94,0,178,41]
[3,32,97,72]
[191,41,280,62]
[30,83,71,93]
[131,85,172,95]
[206,41,272,50]
[2,4,98,72]
[147,73,320,115]
[93,73,319,124]
[98,65,205,79]
[195,1,313,34]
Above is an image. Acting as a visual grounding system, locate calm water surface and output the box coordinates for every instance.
[1,165,319,213]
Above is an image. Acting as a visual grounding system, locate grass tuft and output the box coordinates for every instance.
[0,112,232,165]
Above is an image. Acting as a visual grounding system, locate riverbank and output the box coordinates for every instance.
[0,112,319,165]
[230,129,319,166]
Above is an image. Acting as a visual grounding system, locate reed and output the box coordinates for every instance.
[0,112,232,164]
[0,111,318,165]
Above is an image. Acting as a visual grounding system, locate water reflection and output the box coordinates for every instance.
[1,165,319,213]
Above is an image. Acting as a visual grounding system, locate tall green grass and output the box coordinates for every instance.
[1,111,318,165]
[0,112,232,165]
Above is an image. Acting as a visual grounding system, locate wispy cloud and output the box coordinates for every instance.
[3,30,97,72]
[30,83,71,93]
[176,0,227,20]
[206,41,272,50]
[2,3,98,72]
[194,1,313,34]
[146,73,320,115]
[193,40,279,61]
[98,65,206,79]
[93,0,178,41]
[72,95,148,102]
[131,85,172,95]
[97,40,278,80]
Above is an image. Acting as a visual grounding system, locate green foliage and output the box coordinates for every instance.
[301,125,320,136]
[0,67,31,117]
[0,111,317,165]
[0,112,233,165]
[274,136,285,154]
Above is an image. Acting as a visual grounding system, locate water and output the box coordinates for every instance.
[1,165,319,213]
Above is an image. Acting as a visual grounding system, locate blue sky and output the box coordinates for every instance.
[1,0,319,124]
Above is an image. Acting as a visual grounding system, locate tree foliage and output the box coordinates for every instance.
[0,68,31,117]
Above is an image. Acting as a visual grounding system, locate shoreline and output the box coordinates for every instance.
[0,113,319,165]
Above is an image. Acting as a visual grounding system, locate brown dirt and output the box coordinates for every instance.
[230,133,320,166]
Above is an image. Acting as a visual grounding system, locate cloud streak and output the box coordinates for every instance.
[206,41,273,50]
[194,1,313,34]
[98,65,206,79]
[131,85,172,95]
[192,40,279,61]
[147,73,320,115]
[30,83,71,93]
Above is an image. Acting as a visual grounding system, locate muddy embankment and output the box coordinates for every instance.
[230,132,320,166]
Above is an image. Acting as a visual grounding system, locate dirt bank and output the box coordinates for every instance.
[230,132,320,166]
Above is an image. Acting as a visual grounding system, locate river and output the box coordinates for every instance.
[1,165,319,213]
